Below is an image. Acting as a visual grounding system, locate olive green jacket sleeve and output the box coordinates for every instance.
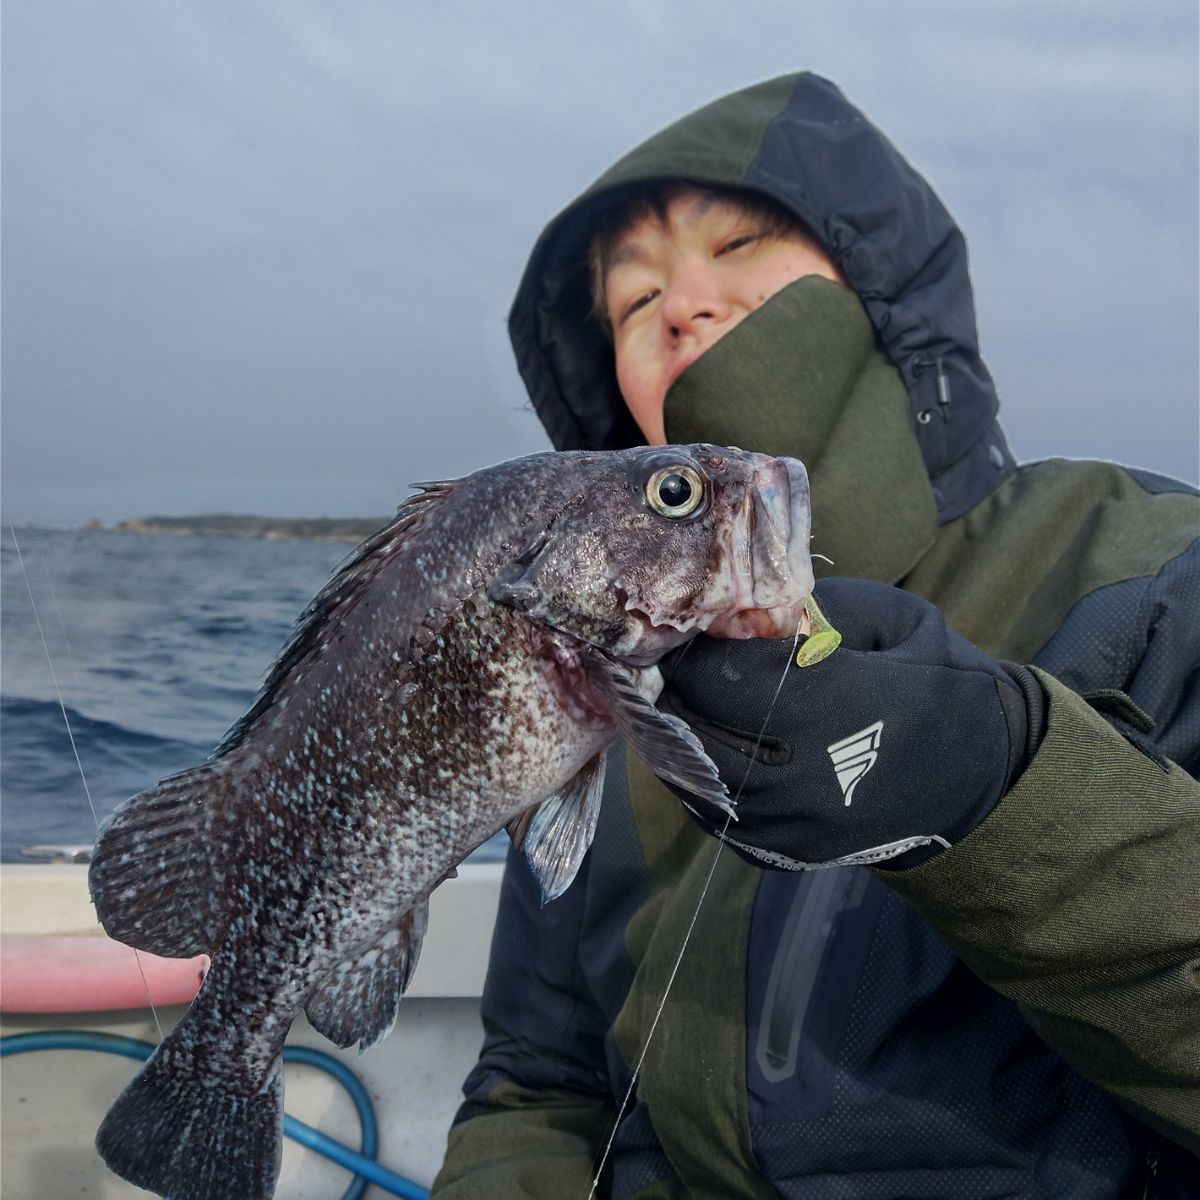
[879,671,1200,1153]
[433,1080,612,1198]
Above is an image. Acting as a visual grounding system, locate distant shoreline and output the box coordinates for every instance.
[81,515,390,543]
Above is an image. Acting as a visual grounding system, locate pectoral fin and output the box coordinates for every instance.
[579,650,734,817]
[507,752,606,905]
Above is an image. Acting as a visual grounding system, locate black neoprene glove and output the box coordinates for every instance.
[659,578,1046,869]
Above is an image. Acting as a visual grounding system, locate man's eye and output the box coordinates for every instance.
[717,233,764,256]
[619,290,658,325]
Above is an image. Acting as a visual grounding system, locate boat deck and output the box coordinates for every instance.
[1,862,504,1199]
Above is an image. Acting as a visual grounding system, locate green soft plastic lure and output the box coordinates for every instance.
[794,593,841,668]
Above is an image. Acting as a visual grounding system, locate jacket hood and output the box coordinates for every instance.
[509,72,1015,525]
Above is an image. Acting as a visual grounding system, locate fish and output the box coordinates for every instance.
[87,443,815,1200]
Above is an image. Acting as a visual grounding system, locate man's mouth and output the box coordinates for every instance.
[665,351,702,391]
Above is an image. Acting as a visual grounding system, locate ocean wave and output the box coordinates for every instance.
[0,528,509,862]
[0,695,211,860]
[0,694,508,864]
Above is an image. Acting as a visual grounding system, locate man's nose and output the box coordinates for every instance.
[661,261,728,335]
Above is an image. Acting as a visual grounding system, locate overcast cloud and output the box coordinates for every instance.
[2,1,1197,525]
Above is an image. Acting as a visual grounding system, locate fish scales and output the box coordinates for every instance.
[87,444,815,1200]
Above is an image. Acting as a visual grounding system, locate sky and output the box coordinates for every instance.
[2,1,1197,526]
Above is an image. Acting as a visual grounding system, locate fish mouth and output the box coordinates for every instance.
[587,449,816,661]
[706,456,814,639]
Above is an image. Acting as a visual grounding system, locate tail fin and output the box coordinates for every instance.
[97,1042,283,1200]
[89,764,224,957]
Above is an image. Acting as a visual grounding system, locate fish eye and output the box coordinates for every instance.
[645,465,706,519]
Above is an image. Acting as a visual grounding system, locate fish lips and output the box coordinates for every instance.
[706,455,814,640]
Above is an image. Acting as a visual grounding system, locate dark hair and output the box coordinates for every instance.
[587,182,818,328]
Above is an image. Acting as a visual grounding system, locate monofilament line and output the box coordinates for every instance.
[10,526,165,1041]
[41,556,83,684]
[10,529,99,828]
[586,616,806,1197]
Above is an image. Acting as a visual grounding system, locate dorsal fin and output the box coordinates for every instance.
[215,483,455,756]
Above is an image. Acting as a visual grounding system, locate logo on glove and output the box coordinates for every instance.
[827,720,884,806]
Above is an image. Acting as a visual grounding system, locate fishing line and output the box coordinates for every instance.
[10,530,101,828]
[40,556,83,685]
[586,614,807,1198]
[9,526,166,1041]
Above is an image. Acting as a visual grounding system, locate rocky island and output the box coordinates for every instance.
[84,514,390,543]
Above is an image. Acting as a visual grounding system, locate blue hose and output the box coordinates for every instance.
[0,1030,430,1200]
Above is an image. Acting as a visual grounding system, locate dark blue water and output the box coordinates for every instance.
[0,526,505,863]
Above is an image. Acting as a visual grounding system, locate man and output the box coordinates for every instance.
[434,73,1199,1197]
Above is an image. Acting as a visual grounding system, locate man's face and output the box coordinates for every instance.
[603,190,844,444]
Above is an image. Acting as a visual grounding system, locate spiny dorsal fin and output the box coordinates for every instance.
[216,484,455,755]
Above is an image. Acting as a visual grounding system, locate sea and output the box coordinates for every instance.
[0,525,508,864]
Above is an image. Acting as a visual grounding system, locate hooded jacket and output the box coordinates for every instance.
[434,74,1200,1198]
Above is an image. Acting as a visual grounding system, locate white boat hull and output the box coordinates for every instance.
[0,861,504,1198]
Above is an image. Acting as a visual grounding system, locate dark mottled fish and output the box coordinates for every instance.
[88,444,814,1200]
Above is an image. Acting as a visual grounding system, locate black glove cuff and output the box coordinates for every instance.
[998,662,1047,787]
